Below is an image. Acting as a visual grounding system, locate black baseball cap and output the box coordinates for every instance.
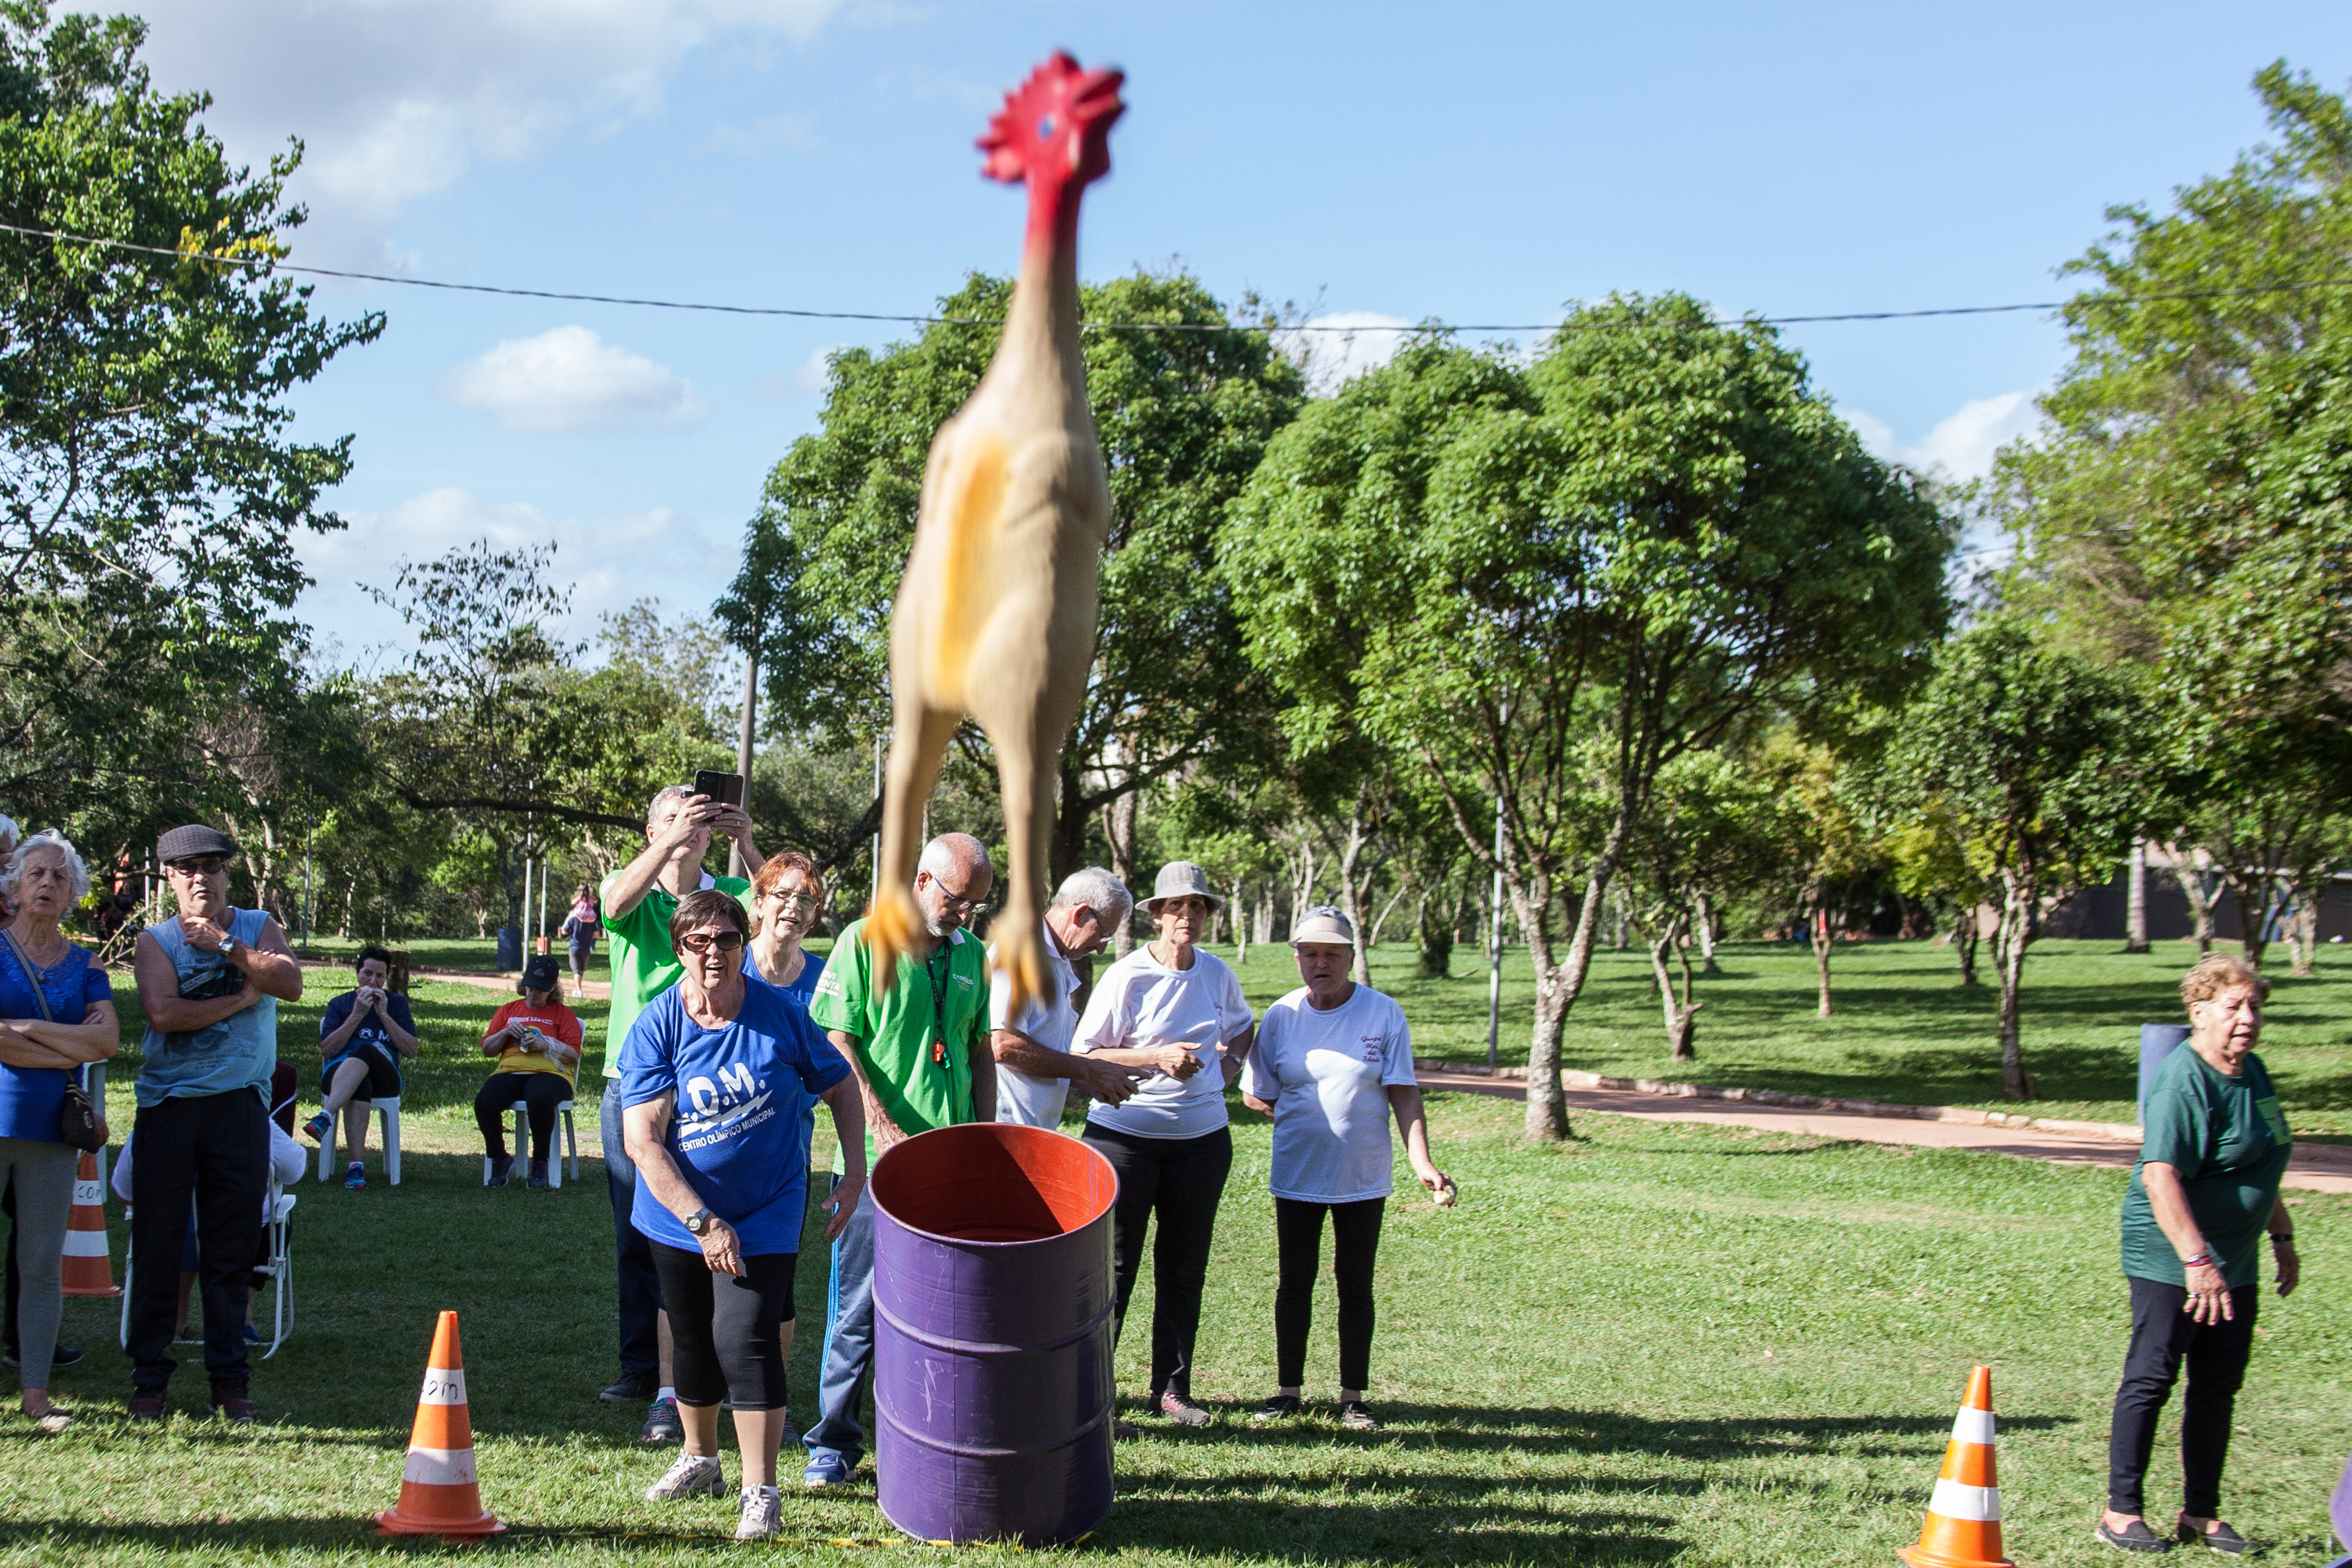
[156,824,237,866]
[519,955,563,994]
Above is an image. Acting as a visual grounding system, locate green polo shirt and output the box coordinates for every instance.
[2120,1045,2292,1289]
[807,916,986,1165]
[597,870,754,1078]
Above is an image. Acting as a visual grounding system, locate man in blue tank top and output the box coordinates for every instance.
[126,824,304,1424]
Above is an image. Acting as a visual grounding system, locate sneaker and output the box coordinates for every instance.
[127,1389,168,1421]
[2,1344,81,1370]
[802,1449,854,1488]
[302,1111,332,1145]
[640,1395,683,1444]
[2176,1520,2252,1556]
[241,1324,262,1345]
[30,1406,72,1435]
[210,1386,259,1424]
[644,1451,724,1501]
[2098,1518,2172,1554]
[486,1154,515,1188]
[1251,1393,1303,1424]
[601,1371,658,1403]
[736,1485,783,1541]
[526,1161,548,1190]
[1157,1392,1212,1427]
[344,1162,366,1191]
[1337,1400,1382,1432]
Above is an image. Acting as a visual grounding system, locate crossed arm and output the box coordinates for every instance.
[0,1001,119,1070]
[134,916,303,1035]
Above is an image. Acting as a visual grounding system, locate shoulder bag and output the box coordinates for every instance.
[0,927,107,1151]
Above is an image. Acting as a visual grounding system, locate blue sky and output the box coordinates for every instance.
[129,0,2352,664]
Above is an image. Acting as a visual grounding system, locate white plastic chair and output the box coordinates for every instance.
[119,1178,294,1358]
[316,1096,400,1185]
[482,1098,578,1188]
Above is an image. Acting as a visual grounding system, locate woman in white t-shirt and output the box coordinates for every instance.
[1072,861,1256,1429]
[1240,907,1448,1433]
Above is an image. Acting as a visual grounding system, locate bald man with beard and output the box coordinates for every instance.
[799,832,996,1488]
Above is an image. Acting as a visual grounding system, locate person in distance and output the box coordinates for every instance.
[475,955,584,1189]
[303,946,419,1189]
[989,866,1148,1130]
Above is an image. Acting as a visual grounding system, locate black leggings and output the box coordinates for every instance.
[474,1073,571,1162]
[650,1242,798,1410]
[2107,1276,2258,1517]
[1275,1196,1386,1391]
[1082,1122,1232,1401]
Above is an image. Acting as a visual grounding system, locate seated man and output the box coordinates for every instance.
[303,946,419,1189]
[474,955,583,1189]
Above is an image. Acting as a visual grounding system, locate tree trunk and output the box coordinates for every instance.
[1231,878,1249,969]
[1518,882,1573,1142]
[1646,915,1701,1061]
[1332,788,1374,986]
[1992,875,2037,1101]
[1811,904,1835,1018]
[1253,885,1274,947]
[1050,758,1090,890]
[2123,841,2150,953]
[2288,884,2319,977]
[1951,903,1981,987]
[1415,890,1454,979]
[1369,879,1412,949]
[1104,785,1140,958]
[2164,846,2217,954]
[1693,889,1722,975]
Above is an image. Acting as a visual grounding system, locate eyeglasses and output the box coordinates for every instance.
[167,856,230,877]
[678,931,746,954]
[763,889,822,910]
[922,874,988,916]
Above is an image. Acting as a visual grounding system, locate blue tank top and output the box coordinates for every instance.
[137,909,276,1107]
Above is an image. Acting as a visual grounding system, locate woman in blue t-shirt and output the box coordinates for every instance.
[620,889,866,1541]
[0,831,122,1432]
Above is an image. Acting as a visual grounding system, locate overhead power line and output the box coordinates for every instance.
[4,218,2351,335]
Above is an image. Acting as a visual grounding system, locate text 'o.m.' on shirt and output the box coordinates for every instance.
[806,918,986,1166]
[1074,945,1254,1141]
[618,983,850,1255]
[2120,1043,2292,1289]
[990,918,1081,1130]
[1244,983,1418,1203]
[598,869,752,1079]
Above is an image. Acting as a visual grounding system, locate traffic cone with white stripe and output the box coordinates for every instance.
[1900,1366,2014,1568]
[376,1312,505,1538]
[59,1151,119,1297]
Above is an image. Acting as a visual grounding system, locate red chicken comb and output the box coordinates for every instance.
[977,51,1125,190]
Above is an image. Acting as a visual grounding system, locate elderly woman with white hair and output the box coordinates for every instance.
[1072,861,1256,1430]
[0,831,122,1432]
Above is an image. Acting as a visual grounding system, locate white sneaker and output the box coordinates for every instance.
[735,1485,782,1541]
[645,1451,725,1501]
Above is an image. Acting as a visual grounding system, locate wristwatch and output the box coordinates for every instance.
[683,1208,715,1236]
[217,935,239,959]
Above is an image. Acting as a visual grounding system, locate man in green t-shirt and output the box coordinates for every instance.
[800,832,996,1487]
[593,783,763,1429]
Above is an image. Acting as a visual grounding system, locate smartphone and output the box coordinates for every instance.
[691,770,744,808]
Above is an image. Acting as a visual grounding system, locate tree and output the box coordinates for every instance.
[715,269,1304,890]
[1619,749,1779,1060]
[1762,733,1886,1018]
[1886,623,2145,1099]
[1228,298,1954,1141]
[0,4,381,853]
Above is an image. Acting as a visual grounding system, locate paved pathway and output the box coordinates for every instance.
[1417,1070,2352,1196]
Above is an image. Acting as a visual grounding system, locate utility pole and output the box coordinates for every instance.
[730,652,758,880]
[871,732,884,904]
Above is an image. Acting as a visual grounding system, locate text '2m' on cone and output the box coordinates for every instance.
[1900,1365,2014,1568]
[376,1311,504,1538]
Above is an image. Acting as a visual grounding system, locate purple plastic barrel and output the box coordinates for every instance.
[869,1122,1118,1545]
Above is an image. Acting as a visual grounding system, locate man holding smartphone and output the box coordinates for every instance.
[595,782,765,1437]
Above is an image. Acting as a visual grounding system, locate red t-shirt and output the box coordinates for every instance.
[488,999,584,1083]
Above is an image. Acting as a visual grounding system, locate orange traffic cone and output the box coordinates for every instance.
[376,1312,505,1538]
[1900,1366,2015,1568]
[59,1151,119,1297]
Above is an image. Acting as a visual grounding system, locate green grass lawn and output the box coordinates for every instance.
[19,1090,2350,1566]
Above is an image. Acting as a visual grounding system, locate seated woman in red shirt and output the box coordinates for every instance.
[475,955,583,1189]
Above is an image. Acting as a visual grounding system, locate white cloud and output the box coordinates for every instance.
[748,342,843,403]
[299,486,738,659]
[1848,389,2044,483]
[442,326,706,432]
[1274,311,1414,397]
[133,0,854,264]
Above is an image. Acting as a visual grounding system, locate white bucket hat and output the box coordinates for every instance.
[1289,905,1355,947]
[1139,860,1224,914]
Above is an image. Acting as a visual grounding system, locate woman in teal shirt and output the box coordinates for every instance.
[2099,955,2300,1557]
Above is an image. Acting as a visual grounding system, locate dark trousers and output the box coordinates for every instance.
[127,1091,268,1391]
[2107,1276,2259,1517]
[600,1083,662,1377]
[3,1173,17,1356]
[1275,1195,1386,1392]
[1083,1122,1232,1401]
[475,1072,569,1162]
[652,1242,796,1410]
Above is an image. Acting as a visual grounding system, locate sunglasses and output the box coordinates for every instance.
[678,931,746,955]
[167,856,231,877]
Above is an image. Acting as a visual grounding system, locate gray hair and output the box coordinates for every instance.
[1051,867,1131,922]
[918,832,991,881]
[0,814,17,848]
[645,783,696,832]
[2,830,91,905]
